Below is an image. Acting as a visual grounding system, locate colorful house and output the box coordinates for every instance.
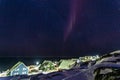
[39,60,56,71]
[58,59,76,70]
[7,61,29,76]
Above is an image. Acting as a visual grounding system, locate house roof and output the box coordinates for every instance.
[41,60,53,65]
[58,60,76,70]
[7,61,27,75]
[43,60,53,63]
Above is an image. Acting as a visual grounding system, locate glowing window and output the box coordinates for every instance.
[22,72,26,74]
[23,68,27,70]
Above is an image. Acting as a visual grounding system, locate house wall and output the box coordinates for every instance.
[11,64,28,76]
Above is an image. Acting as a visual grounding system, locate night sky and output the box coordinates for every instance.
[0,0,120,57]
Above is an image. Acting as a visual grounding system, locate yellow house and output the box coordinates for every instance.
[58,59,76,70]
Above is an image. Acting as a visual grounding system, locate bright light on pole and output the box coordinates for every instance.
[36,61,39,65]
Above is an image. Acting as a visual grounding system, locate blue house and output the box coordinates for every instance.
[7,61,29,76]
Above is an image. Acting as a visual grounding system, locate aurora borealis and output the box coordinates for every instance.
[0,0,120,56]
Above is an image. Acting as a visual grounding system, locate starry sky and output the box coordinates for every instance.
[0,0,120,57]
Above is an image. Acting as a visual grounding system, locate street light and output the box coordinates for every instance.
[36,61,39,65]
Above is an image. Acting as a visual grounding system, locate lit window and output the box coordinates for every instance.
[23,68,27,70]
[14,72,19,75]
[15,68,19,71]
[22,72,26,74]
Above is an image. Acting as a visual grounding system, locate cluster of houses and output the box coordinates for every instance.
[79,55,99,62]
[0,55,100,77]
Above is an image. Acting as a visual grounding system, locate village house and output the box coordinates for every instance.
[7,61,29,76]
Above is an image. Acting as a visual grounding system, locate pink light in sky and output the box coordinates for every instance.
[64,0,83,42]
